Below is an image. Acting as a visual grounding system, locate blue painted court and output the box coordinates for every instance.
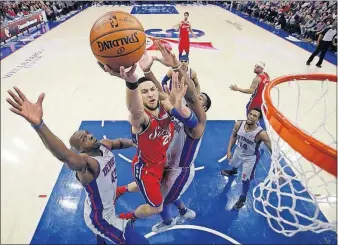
[30,121,336,244]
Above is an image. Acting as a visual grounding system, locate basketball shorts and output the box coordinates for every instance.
[84,199,148,244]
[132,157,164,207]
[230,148,260,181]
[179,39,190,53]
[161,164,195,205]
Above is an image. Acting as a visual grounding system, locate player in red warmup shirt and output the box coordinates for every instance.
[173,12,197,60]
[229,61,270,129]
[102,50,197,221]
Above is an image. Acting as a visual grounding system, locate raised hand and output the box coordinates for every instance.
[139,52,155,72]
[100,62,138,83]
[229,84,239,91]
[153,39,180,68]
[6,87,44,126]
[166,72,187,109]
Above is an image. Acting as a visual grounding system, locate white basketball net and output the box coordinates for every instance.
[253,77,337,237]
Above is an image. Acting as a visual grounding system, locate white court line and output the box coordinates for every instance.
[103,135,107,139]
[195,166,205,171]
[118,154,132,163]
[218,155,227,163]
[145,225,241,244]
[101,121,104,127]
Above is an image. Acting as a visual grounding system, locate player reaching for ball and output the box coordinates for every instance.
[101,58,200,222]
[5,87,149,244]
[162,55,201,94]
[147,40,211,232]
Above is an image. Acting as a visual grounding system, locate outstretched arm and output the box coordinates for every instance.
[230,76,260,94]
[191,71,201,94]
[101,138,135,150]
[154,40,206,125]
[139,52,163,92]
[102,64,149,132]
[6,87,95,171]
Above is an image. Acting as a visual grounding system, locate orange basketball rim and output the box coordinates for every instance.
[263,73,337,176]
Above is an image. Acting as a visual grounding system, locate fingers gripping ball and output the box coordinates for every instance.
[90,11,146,69]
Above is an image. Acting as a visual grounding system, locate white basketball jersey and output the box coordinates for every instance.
[166,118,202,168]
[236,121,263,156]
[83,144,117,218]
[169,68,193,91]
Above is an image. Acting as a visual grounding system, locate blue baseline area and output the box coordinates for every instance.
[31,120,336,244]
[0,8,86,60]
[131,5,179,14]
[213,3,337,66]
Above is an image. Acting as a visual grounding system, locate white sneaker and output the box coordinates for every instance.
[176,209,196,225]
[152,219,176,233]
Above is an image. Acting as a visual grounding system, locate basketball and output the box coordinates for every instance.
[90,11,146,69]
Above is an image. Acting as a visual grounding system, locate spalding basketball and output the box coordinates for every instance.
[90,11,146,69]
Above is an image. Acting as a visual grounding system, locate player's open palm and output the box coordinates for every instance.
[139,52,154,72]
[154,40,180,68]
[6,87,44,126]
[168,72,187,109]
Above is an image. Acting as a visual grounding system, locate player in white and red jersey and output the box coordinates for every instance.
[173,12,197,59]
[6,87,149,244]
[229,61,270,129]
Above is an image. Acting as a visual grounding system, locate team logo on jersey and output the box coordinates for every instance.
[149,126,172,146]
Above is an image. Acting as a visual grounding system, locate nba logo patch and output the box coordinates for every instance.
[109,15,118,28]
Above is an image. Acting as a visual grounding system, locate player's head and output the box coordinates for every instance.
[184,12,189,20]
[180,55,189,69]
[254,61,265,74]
[69,130,100,153]
[247,108,262,125]
[138,77,159,111]
[199,92,212,112]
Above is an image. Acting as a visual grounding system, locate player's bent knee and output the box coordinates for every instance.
[149,203,163,214]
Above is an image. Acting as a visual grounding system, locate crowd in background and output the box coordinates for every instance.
[0,1,89,27]
[228,1,337,51]
[1,1,336,52]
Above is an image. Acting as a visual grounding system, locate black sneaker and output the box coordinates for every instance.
[233,195,246,210]
[306,61,310,66]
[316,64,322,68]
[221,169,238,176]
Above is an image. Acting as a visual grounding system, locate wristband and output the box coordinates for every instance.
[125,81,139,90]
[171,108,198,129]
[172,65,181,71]
[143,70,152,75]
[32,119,44,129]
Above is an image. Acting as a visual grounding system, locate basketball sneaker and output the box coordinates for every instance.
[152,218,177,233]
[175,208,196,225]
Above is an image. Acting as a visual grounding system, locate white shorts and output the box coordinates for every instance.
[84,200,128,244]
[161,164,195,205]
[230,148,260,181]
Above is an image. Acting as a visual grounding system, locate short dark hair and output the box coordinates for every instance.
[138,77,152,84]
[250,108,263,119]
[184,12,189,16]
[202,92,211,112]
